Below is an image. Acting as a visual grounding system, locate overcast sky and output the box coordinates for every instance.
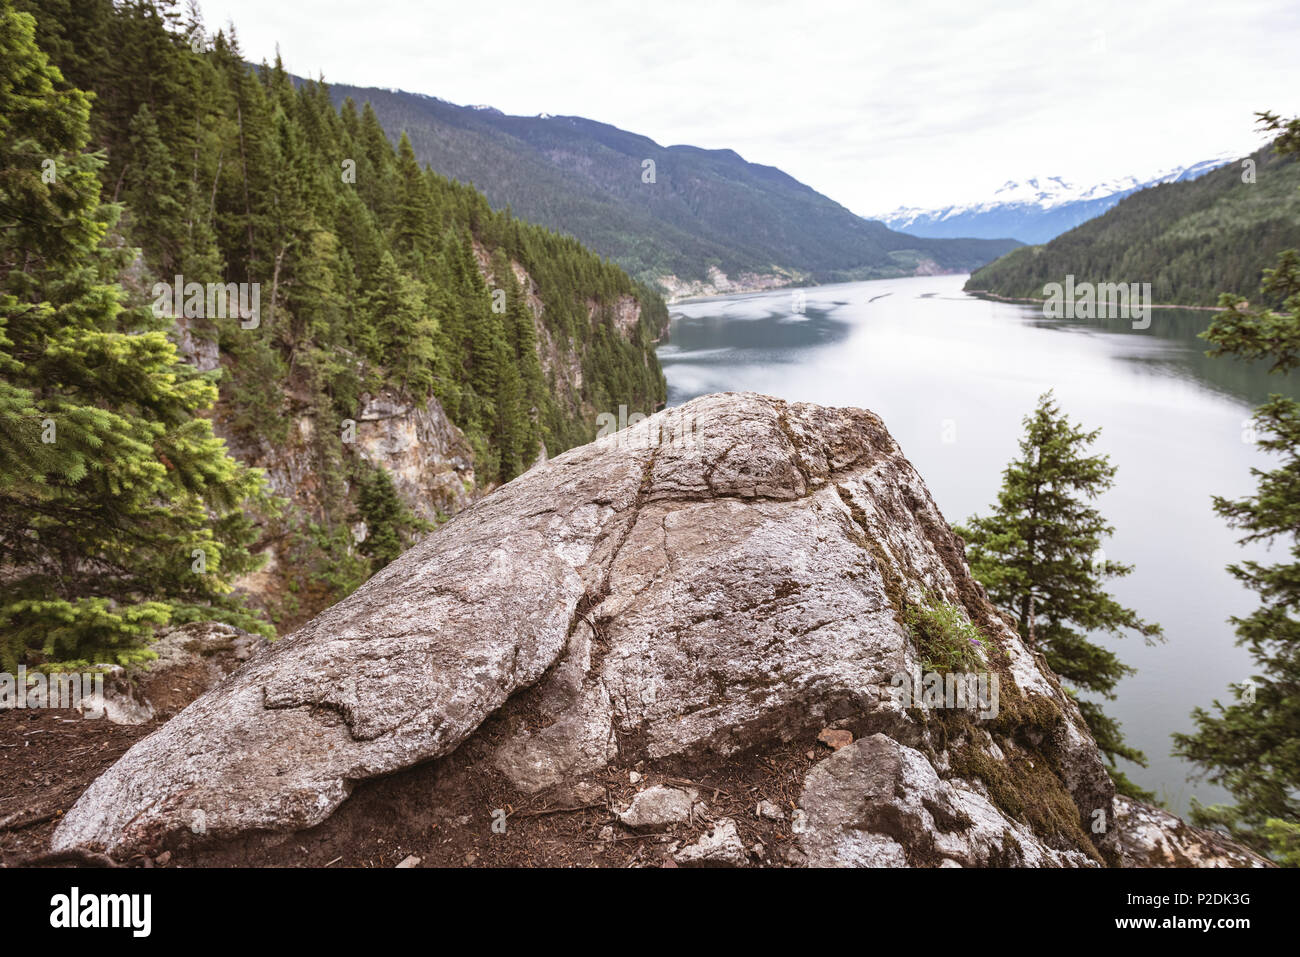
[196,0,1300,215]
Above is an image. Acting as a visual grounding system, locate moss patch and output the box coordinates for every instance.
[926,680,1105,864]
[949,743,1102,864]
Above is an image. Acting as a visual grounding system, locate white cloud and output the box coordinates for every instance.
[198,0,1300,215]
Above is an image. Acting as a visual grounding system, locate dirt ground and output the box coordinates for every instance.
[1,672,828,868]
[0,709,156,865]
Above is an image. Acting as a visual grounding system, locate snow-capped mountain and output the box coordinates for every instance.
[876,156,1234,244]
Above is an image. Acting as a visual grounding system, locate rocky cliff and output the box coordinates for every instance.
[50,394,1265,867]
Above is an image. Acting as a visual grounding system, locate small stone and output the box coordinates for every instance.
[674,818,748,867]
[598,825,615,842]
[779,845,808,868]
[818,728,853,750]
[629,770,642,784]
[155,850,171,866]
[756,799,784,821]
[751,842,765,859]
[617,785,699,830]
[395,855,421,868]
[570,781,606,804]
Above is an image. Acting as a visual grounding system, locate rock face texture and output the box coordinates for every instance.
[92,622,269,726]
[617,785,701,830]
[353,390,476,524]
[797,733,1094,867]
[1112,797,1272,868]
[232,391,476,527]
[219,388,477,627]
[50,393,1250,866]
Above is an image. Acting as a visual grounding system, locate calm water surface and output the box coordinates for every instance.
[658,273,1299,813]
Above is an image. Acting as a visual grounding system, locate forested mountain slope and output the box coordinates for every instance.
[4,0,666,656]
[965,144,1300,306]
[324,83,1022,291]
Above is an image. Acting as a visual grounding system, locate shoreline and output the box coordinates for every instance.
[965,288,1227,313]
[664,270,975,306]
[663,278,1230,314]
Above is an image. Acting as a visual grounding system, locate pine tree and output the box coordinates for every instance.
[361,250,436,396]
[123,103,185,272]
[0,0,270,669]
[392,132,433,268]
[353,462,426,572]
[1173,112,1300,863]
[955,391,1163,798]
[8,0,667,631]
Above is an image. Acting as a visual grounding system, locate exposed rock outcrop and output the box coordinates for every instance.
[91,622,269,726]
[218,388,476,624]
[50,393,1257,867]
[1112,796,1272,868]
[473,240,664,426]
[354,390,476,523]
[593,294,642,338]
[658,266,806,303]
[796,733,1094,867]
[229,391,475,526]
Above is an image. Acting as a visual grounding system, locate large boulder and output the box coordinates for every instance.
[50,393,1165,864]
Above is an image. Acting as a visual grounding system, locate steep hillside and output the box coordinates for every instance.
[11,0,667,641]
[324,84,1022,291]
[965,144,1300,305]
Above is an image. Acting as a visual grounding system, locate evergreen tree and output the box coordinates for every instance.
[955,392,1163,797]
[123,102,185,272]
[353,462,427,572]
[0,0,269,669]
[8,0,668,638]
[1173,112,1300,863]
[391,132,433,268]
[361,251,436,395]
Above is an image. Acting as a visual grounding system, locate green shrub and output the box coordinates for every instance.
[904,599,989,674]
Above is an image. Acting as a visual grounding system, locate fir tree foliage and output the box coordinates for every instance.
[4,0,667,661]
[955,392,1163,798]
[1174,112,1300,864]
[0,0,270,669]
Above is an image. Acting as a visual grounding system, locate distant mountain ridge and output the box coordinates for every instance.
[320,82,1022,294]
[879,157,1234,245]
[964,143,1300,306]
